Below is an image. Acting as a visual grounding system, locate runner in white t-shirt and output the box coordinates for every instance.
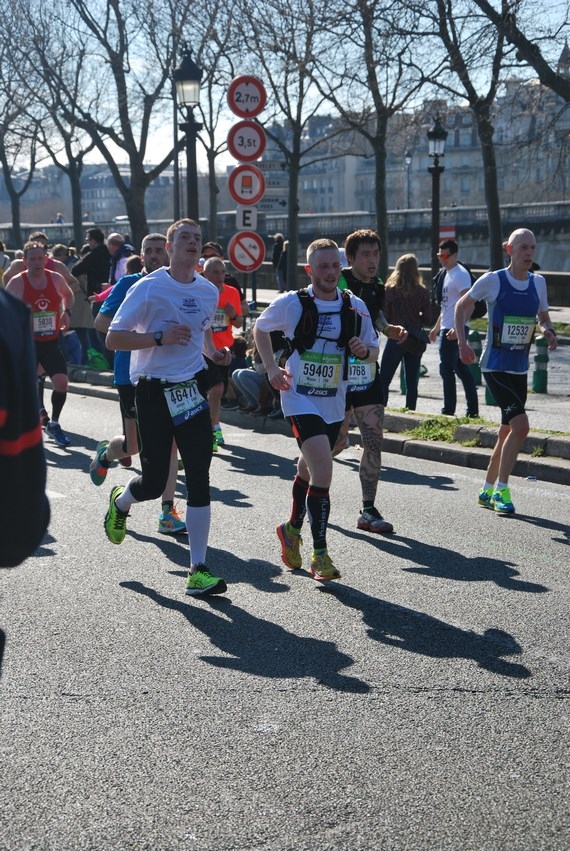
[254,238,378,582]
[103,218,233,597]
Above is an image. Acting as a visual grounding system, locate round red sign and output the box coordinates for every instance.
[227,231,266,273]
[227,121,267,163]
[227,164,266,206]
[227,76,267,119]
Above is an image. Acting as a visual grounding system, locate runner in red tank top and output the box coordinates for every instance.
[6,241,75,447]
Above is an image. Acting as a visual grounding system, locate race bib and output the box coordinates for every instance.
[347,357,374,393]
[33,311,57,336]
[297,351,342,397]
[164,379,208,425]
[211,308,228,332]
[501,316,535,349]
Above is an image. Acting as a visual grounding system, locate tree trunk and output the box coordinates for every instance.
[286,155,301,291]
[207,148,219,242]
[68,165,84,251]
[372,114,389,281]
[476,112,503,269]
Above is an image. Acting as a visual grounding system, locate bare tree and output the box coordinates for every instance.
[0,95,39,249]
[311,0,433,279]
[234,0,356,288]
[471,0,570,102]
[5,0,195,248]
[413,0,519,269]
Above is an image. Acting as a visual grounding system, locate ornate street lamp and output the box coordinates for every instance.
[173,50,203,220]
[427,117,448,283]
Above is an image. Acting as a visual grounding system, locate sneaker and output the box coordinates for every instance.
[104,485,129,544]
[39,407,49,428]
[309,551,341,582]
[267,407,284,419]
[491,486,515,516]
[357,507,394,534]
[213,426,225,446]
[89,440,110,486]
[478,487,494,509]
[158,504,187,536]
[118,456,132,468]
[185,565,227,596]
[45,421,71,447]
[276,522,302,570]
[212,437,218,453]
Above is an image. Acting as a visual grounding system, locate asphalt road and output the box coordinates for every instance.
[1,395,569,850]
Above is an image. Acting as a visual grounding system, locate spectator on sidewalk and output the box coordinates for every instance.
[379,253,432,411]
[429,238,479,417]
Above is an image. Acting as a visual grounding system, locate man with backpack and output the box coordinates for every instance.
[428,238,479,417]
[253,238,379,582]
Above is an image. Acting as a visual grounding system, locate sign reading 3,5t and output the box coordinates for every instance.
[227,121,267,163]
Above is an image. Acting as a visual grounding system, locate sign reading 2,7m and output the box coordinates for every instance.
[227,76,267,119]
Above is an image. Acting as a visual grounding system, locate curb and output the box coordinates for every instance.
[65,372,570,487]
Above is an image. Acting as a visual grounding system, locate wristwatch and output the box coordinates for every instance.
[154,331,163,347]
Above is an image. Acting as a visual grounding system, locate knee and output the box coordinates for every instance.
[52,375,68,392]
[509,415,529,441]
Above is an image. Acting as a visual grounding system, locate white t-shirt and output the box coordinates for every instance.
[109,266,218,384]
[255,285,378,423]
[441,263,472,329]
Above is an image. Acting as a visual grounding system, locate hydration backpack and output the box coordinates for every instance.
[285,288,362,379]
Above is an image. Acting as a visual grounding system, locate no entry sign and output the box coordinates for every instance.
[227,231,266,273]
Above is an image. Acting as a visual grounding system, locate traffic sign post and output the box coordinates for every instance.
[236,205,258,231]
[227,76,267,119]
[227,231,266,273]
[227,121,267,163]
[226,75,270,302]
[227,164,266,206]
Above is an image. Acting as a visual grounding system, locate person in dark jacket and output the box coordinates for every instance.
[272,233,285,292]
[71,228,113,365]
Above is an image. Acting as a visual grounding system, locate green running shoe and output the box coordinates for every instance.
[276,522,302,570]
[104,485,129,544]
[478,487,494,509]
[90,440,110,486]
[491,486,515,516]
[185,565,227,596]
[213,426,225,445]
[309,551,341,582]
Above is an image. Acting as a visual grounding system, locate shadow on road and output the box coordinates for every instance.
[119,580,370,693]
[328,523,549,593]
[214,443,297,482]
[325,585,532,679]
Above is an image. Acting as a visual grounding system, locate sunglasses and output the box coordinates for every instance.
[437,252,450,259]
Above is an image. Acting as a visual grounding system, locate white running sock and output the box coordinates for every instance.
[186,505,211,567]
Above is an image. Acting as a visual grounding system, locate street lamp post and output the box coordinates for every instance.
[173,50,203,221]
[404,149,412,209]
[427,118,448,283]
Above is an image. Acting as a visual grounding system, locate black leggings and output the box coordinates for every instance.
[130,376,213,506]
